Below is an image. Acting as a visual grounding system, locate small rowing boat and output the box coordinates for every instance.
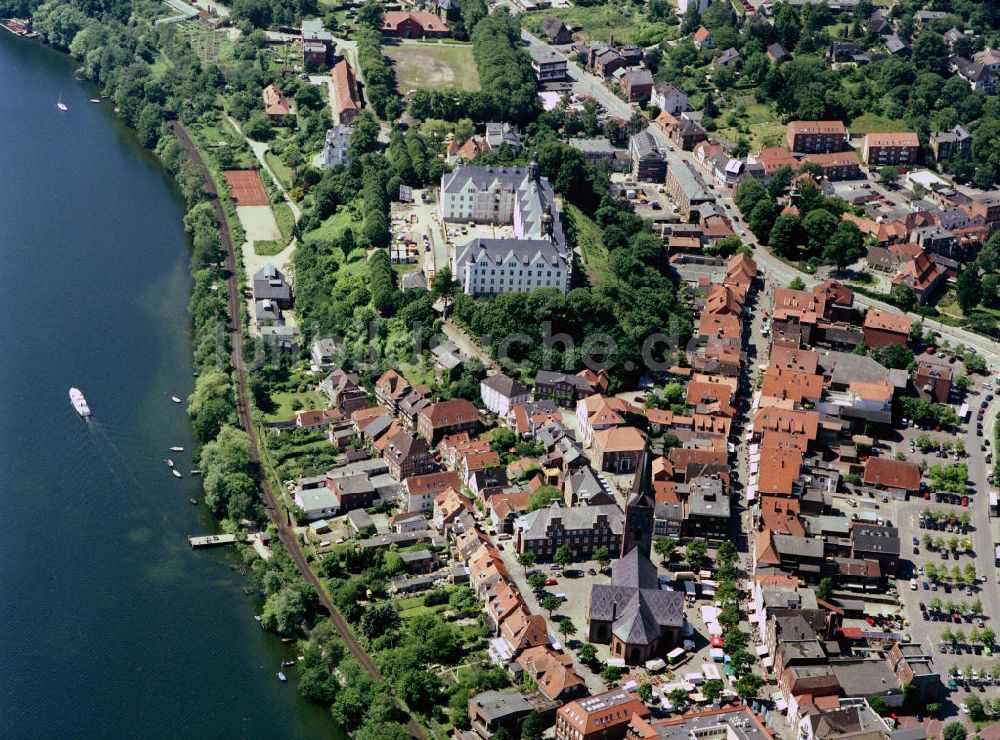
[189,498,198,505]
[165,459,174,468]
[172,469,182,479]
[170,446,184,452]
[89,98,99,103]
[277,672,287,682]
[171,396,182,404]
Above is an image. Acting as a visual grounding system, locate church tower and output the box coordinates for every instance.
[621,446,655,558]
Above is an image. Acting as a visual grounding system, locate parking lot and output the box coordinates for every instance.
[876,381,1000,715]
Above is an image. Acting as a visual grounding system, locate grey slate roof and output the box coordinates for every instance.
[517,503,623,540]
[630,131,663,161]
[440,165,565,248]
[817,349,908,389]
[469,690,532,722]
[612,546,660,589]
[253,264,291,302]
[454,238,566,275]
[482,373,529,398]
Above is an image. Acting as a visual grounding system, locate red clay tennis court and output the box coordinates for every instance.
[223,169,269,207]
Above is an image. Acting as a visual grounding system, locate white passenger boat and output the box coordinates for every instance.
[69,388,90,417]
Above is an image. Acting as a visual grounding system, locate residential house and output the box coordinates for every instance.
[630,131,665,182]
[800,152,861,181]
[564,466,614,506]
[650,81,688,115]
[404,470,461,513]
[913,361,952,404]
[375,369,411,413]
[389,510,427,534]
[301,18,333,65]
[326,472,377,513]
[886,643,941,703]
[253,264,292,308]
[862,457,920,500]
[667,116,708,151]
[528,46,569,82]
[480,374,531,418]
[621,69,654,103]
[755,530,826,578]
[319,124,353,168]
[930,126,972,162]
[768,42,790,62]
[294,409,340,432]
[862,309,912,348]
[693,26,712,49]
[380,11,449,38]
[569,137,632,172]
[433,486,476,533]
[555,689,649,740]
[382,430,434,481]
[534,369,607,406]
[665,160,714,219]
[577,395,639,446]
[516,645,586,702]
[484,122,522,156]
[467,691,532,739]
[715,48,741,66]
[892,250,945,304]
[850,522,900,574]
[331,59,361,124]
[320,369,369,414]
[263,84,290,121]
[541,13,572,44]
[417,399,480,443]
[310,338,340,369]
[490,491,531,533]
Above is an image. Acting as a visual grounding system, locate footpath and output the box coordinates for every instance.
[169,121,425,739]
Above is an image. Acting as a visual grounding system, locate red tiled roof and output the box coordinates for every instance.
[863,308,912,335]
[421,398,479,427]
[863,456,920,491]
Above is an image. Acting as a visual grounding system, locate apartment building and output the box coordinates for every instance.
[786,120,848,154]
[862,132,920,165]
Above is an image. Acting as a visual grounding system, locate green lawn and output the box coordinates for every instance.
[274,201,296,242]
[265,151,294,190]
[848,112,911,134]
[522,4,677,45]
[568,204,613,287]
[305,203,362,243]
[383,43,481,93]
[263,390,326,422]
[253,240,286,256]
[715,99,786,151]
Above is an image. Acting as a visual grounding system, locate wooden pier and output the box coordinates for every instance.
[187,532,272,555]
[187,533,240,548]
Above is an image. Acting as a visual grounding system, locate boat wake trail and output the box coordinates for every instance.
[84,420,150,505]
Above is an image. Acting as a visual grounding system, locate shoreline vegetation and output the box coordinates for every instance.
[7,2,423,737]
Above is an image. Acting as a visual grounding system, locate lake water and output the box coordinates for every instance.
[0,33,337,739]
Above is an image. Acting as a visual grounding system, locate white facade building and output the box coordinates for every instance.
[442,164,571,296]
[480,374,531,418]
[453,239,570,296]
